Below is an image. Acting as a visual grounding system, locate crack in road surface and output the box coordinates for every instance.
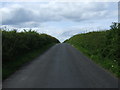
[3,43,118,88]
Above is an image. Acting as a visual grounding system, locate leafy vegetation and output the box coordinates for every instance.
[2,29,60,80]
[64,23,120,77]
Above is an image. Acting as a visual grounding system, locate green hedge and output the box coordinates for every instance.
[2,29,60,64]
[65,23,120,77]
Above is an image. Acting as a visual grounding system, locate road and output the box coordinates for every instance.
[3,43,118,88]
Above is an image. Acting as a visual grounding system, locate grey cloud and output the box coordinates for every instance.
[1,2,115,25]
[2,7,34,25]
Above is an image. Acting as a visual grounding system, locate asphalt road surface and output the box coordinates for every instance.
[3,43,118,88]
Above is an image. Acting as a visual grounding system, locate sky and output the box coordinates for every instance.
[0,1,118,42]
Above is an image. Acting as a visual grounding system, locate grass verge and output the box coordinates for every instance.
[72,44,119,78]
[3,43,55,81]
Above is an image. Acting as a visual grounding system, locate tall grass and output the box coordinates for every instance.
[65,23,120,77]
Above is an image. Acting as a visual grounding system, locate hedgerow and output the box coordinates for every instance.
[2,29,60,63]
[65,23,120,77]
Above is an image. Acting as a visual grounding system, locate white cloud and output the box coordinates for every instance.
[1,2,114,25]
[0,2,118,42]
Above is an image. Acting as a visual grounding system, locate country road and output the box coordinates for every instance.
[3,43,118,88]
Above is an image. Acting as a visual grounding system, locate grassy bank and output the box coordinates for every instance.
[64,23,120,77]
[2,29,60,80]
